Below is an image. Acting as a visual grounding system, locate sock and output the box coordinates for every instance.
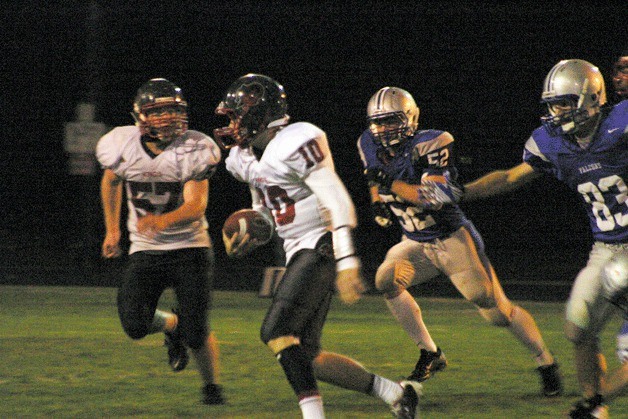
[148,309,176,334]
[299,395,325,419]
[386,291,438,352]
[370,374,403,405]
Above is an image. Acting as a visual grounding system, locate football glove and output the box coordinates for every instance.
[372,201,393,228]
[365,168,394,189]
[416,181,465,209]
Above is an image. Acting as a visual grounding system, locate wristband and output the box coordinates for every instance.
[336,255,360,272]
[332,225,355,261]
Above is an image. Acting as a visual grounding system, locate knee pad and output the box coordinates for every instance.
[375,260,414,294]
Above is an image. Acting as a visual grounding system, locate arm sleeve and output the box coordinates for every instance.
[304,166,357,229]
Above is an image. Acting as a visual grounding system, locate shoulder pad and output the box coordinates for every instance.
[270,122,328,160]
[95,126,139,169]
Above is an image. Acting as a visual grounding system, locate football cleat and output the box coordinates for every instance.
[202,383,226,405]
[164,310,189,372]
[537,362,563,397]
[568,395,608,419]
[391,380,422,419]
[408,347,447,382]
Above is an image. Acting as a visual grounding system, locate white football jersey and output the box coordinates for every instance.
[226,122,347,262]
[96,126,221,253]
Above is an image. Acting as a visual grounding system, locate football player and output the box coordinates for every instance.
[96,78,225,405]
[358,87,562,399]
[462,59,628,418]
[598,51,628,411]
[216,73,421,419]
[611,51,628,103]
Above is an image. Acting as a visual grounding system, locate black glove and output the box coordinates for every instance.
[365,168,394,189]
[371,201,393,228]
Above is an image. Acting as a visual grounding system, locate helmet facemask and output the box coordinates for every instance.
[368,112,412,149]
[541,95,598,136]
[138,102,188,142]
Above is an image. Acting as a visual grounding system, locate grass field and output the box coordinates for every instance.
[0,286,625,418]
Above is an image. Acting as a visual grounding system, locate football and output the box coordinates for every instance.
[222,209,273,244]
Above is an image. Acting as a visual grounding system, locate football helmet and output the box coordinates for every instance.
[540,59,606,136]
[367,87,419,149]
[214,73,288,149]
[133,78,188,142]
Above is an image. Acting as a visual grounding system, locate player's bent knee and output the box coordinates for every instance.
[564,320,592,344]
[479,305,513,327]
[376,260,413,294]
[466,284,495,309]
[267,335,301,355]
[121,323,149,340]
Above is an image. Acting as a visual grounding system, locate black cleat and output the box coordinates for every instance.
[568,395,608,418]
[537,362,563,397]
[391,381,422,419]
[164,310,188,372]
[408,347,447,382]
[202,383,226,405]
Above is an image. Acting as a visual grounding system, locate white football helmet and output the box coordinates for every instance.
[540,59,606,136]
[367,87,419,149]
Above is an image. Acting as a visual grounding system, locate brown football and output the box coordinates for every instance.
[222,209,273,244]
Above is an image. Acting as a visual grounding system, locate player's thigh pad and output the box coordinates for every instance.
[261,242,335,358]
[440,226,496,308]
[375,239,439,293]
[117,252,170,339]
[566,242,619,338]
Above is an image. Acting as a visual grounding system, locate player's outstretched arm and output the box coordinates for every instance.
[462,162,540,202]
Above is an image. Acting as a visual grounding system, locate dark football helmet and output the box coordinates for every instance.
[540,59,606,136]
[214,73,288,149]
[133,78,188,142]
[367,87,419,150]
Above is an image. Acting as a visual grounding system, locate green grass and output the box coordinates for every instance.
[0,286,625,418]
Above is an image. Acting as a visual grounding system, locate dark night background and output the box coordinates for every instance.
[1,2,626,299]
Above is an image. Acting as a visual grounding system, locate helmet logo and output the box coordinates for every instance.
[235,82,265,112]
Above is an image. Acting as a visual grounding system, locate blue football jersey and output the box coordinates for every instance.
[523,101,628,243]
[358,129,469,241]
